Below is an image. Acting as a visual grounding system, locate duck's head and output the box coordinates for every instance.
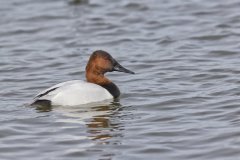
[86,50,135,75]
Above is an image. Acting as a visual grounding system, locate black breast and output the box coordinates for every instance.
[101,82,120,98]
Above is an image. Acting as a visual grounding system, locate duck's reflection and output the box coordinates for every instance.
[34,100,123,141]
[86,103,122,141]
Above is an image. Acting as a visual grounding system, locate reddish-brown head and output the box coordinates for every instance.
[86,50,114,75]
[86,50,134,84]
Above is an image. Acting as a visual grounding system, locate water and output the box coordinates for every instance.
[1,0,240,159]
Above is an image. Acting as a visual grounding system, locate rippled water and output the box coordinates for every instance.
[1,0,240,159]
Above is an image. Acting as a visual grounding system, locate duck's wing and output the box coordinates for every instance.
[33,80,113,106]
[34,80,81,99]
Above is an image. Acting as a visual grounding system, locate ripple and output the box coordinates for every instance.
[208,50,239,57]
[191,34,229,41]
[124,2,149,11]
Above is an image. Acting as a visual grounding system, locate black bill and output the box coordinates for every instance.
[113,62,135,74]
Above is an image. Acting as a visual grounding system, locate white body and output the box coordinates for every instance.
[34,80,113,106]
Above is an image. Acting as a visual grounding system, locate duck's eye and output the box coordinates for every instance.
[112,60,117,66]
[103,57,109,61]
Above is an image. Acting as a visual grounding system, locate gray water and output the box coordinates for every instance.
[1,0,240,159]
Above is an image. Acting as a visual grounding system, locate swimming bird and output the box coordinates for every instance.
[32,50,134,106]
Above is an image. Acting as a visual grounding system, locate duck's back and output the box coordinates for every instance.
[33,80,113,106]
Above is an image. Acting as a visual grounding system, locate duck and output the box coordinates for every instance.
[31,50,135,106]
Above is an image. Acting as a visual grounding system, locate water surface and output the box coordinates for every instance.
[1,0,240,159]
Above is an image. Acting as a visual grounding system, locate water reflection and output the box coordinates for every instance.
[34,100,123,141]
[86,104,123,141]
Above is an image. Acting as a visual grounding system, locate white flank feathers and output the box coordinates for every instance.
[34,80,113,106]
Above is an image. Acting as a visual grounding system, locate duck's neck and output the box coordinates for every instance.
[86,72,120,98]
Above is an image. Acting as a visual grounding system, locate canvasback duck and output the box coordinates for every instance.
[32,50,134,106]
